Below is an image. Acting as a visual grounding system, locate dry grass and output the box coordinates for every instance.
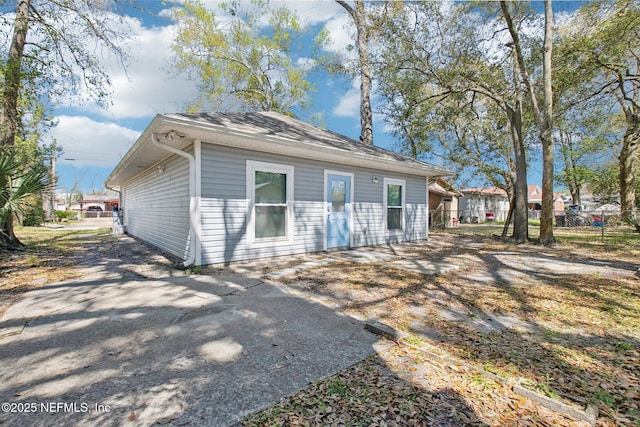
[448,223,640,260]
[0,226,112,318]
[246,231,640,426]
[244,348,585,427]
[3,226,638,425]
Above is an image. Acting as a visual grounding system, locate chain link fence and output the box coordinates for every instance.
[430,208,640,244]
[83,210,114,218]
[553,209,639,244]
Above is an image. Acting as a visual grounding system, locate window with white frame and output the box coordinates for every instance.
[384,178,405,231]
[246,160,294,246]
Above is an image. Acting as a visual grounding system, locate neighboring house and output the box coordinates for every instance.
[53,194,67,211]
[552,193,566,214]
[105,112,451,266]
[459,187,509,223]
[78,198,119,213]
[527,184,543,211]
[573,192,598,211]
[527,185,566,217]
[428,177,462,228]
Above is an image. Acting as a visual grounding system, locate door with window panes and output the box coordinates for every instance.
[326,174,351,248]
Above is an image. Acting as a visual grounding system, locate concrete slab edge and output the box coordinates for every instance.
[264,258,335,281]
[513,379,598,425]
[364,321,409,342]
[326,254,403,264]
[0,321,27,341]
[368,320,598,426]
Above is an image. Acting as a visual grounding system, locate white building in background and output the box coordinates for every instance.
[459,187,510,223]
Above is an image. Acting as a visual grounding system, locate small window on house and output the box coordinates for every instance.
[255,171,287,238]
[384,178,405,231]
[247,161,294,246]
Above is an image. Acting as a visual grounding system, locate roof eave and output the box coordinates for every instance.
[160,114,451,177]
[106,114,453,186]
[105,114,164,188]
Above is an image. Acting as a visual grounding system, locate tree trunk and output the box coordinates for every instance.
[506,51,528,244]
[501,0,555,245]
[502,190,515,238]
[507,100,529,243]
[540,131,555,243]
[619,107,639,220]
[355,0,373,145]
[337,0,373,145]
[539,0,555,246]
[559,132,581,205]
[0,0,30,248]
[0,0,29,151]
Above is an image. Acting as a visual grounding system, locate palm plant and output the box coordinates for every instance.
[0,151,48,246]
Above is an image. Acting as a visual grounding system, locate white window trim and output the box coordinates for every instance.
[246,160,295,248]
[383,177,406,232]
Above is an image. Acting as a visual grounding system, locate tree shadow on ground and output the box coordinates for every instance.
[244,354,490,426]
[4,228,638,425]
[282,237,639,425]
[0,233,494,426]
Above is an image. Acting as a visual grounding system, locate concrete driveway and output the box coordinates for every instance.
[0,243,382,426]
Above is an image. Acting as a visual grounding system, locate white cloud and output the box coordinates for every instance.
[198,0,352,55]
[332,81,360,118]
[199,0,344,26]
[40,1,360,172]
[79,1,354,121]
[296,56,317,71]
[48,116,140,168]
[79,2,350,120]
[332,76,386,123]
[104,24,199,118]
[61,16,199,119]
[274,0,344,26]
[322,11,354,55]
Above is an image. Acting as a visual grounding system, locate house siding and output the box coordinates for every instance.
[351,174,426,247]
[459,194,509,223]
[122,153,190,259]
[429,193,459,229]
[200,143,427,265]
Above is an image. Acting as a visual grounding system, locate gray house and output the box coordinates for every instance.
[105,112,450,266]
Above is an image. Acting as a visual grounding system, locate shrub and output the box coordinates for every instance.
[21,203,44,226]
[54,210,77,221]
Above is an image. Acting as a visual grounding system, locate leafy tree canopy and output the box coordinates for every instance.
[171,0,325,115]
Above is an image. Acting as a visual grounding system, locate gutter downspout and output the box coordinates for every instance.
[106,185,124,233]
[106,186,122,210]
[426,177,430,240]
[151,132,197,267]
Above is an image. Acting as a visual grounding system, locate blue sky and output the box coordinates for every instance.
[44,0,551,194]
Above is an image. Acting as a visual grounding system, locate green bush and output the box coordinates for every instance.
[54,210,77,221]
[20,199,44,226]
